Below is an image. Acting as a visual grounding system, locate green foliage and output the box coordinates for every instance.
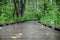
[0,1,14,24]
[39,0,60,27]
[0,0,60,27]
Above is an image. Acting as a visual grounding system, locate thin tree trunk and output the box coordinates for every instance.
[13,0,26,17]
[20,0,26,16]
[32,0,34,8]
[13,0,19,17]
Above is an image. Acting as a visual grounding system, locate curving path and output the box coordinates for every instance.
[0,21,60,40]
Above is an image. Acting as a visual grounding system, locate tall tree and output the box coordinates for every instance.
[13,0,26,17]
[13,0,19,17]
[20,0,26,16]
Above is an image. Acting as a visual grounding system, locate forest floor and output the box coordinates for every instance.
[0,21,60,40]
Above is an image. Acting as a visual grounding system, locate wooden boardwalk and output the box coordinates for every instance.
[0,21,60,40]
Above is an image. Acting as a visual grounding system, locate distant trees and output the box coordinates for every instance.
[56,0,60,11]
[13,0,26,17]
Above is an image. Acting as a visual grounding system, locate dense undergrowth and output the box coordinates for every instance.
[0,0,60,27]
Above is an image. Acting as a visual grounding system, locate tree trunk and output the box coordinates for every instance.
[13,0,19,17]
[13,0,26,17]
[20,0,26,16]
